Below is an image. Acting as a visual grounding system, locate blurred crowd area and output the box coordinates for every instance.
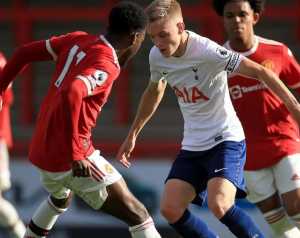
[0,0,299,157]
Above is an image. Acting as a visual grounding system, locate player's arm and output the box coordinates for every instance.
[279,46,300,96]
[236,57,300,124]
[60,78,93,177]
[0,40,52,95]
[117,79,167,167]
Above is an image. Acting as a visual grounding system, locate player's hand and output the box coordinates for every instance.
[72,160,91,177]
[116,136,136,168]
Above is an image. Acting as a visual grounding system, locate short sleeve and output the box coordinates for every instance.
[205,40,243,75]
[149,48,166,82]
[280,45,300,89]
[76,60,119,97]
[46,31,87,61]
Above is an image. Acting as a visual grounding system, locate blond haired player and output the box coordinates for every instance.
[117,0,300,237]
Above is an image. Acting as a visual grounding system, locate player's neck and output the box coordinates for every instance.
[229,34,255,52]
[173,31,189,57]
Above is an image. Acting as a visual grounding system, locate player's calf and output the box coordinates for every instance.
[24,195,71,238]
[101,179,161,238]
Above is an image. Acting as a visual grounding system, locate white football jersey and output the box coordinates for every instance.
[149,31,245,151]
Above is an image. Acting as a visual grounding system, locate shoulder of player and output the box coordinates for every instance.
[257,36,285,48]
[149,46,163,64]
[256,36,293,56]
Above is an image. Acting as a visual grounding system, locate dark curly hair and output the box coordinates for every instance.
[108,1,148,35]
[212,0,266,16]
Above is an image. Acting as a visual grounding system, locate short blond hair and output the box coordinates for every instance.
[146,0,183,22]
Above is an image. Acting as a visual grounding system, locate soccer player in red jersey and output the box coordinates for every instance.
[0,2,161,238]
[0,52,26,238]
[213,0,300,237]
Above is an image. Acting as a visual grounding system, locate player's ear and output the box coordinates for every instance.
[253,13,260,26]
[177,22,185,34]
[130,32,145,46]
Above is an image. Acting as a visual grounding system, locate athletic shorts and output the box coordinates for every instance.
[0,140,11,191]
[245,153,300,203]
[38,150,122,209]
[166,140,247,206]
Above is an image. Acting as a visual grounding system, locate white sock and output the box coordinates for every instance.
[0,197,26,238]
[264,207,300,238]
[129,217,161,238]
[24,196,67,238]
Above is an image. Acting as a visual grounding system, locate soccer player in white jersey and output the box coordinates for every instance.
[117,0,300,237]
[213,0,300,237]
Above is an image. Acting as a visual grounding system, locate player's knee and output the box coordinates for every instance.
[285,201,300,217]
[160,203,185,223]
[49,193,72,210]
[208,196,234,219]
[282,191,300,216]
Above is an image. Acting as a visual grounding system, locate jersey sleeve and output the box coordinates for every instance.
[46,31,87,61]
[149,47,166,82]
[75,57,119,98]
[204,40,243,75]
[279,45,300,89]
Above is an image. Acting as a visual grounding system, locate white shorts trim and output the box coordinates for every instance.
[38,150,122,209]
[245,153,300,203]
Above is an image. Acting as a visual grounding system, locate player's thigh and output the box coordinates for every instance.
[244,168,276,204]
[274,154,300,214]
[65,150,122,210]
[164,150,207,207]
[0,140,11,192]
[207,140,247,200]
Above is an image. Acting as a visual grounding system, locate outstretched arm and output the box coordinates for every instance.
[0,40,52,95]
[117,79,167,167]
[236,57,300,125]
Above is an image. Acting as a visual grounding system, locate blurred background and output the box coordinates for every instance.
[0,0,299,237]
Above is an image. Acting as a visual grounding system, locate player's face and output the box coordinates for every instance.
[119,31,145,67]
[147,18,182,57]
[223,1,259,42]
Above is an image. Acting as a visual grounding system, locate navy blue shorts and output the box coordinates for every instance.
[166,140,247,206]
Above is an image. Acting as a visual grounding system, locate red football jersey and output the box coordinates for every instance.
[29,31,120,172]
[0,52,13,147]
[225,36,300,170]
